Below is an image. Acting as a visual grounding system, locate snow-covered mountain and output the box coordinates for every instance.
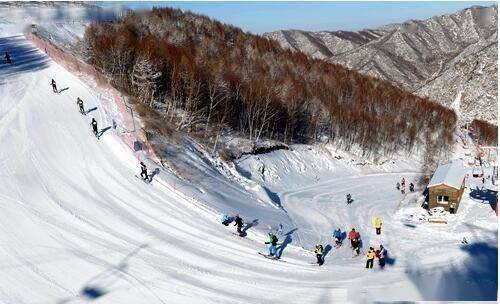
[0,1,126,37]
[264,5,498,124]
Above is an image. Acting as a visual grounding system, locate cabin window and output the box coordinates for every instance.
[437,195,449,204]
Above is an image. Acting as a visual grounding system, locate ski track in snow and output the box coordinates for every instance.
[0,33,497,303]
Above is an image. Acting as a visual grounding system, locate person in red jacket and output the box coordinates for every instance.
[348,228,357,248]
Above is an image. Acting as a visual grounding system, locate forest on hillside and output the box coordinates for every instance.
[471,119,498,146]
[82,7,457,158]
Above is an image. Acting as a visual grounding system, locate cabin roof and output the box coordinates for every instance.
[428,161,466,190]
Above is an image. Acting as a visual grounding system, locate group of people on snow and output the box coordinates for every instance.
[220,211,390,268]
[366,245,387,269]
[396,177,415,194]
[51,79,103,139]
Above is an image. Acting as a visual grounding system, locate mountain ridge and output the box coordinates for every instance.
[264,5,498,124]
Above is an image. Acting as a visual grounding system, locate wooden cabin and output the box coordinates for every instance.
[428,162,466,213]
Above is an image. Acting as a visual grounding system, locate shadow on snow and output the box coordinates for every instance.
[0,35,51,80]
[407,224,497,301]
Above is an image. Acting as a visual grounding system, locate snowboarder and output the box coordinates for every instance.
[396,182,400,190]
[264,232,279,257]
[409,182,415,192]
[90,118,99,137]
[221,214,231,226]
[4,52,11,64]
[234,214,243,235]
[315,244,324,266]
[51,79,58,93]
[140,162,148,181]
[333,228,342,247]
[375,217,382,235]
[346,193,352,204]
[76,97,85,115]
[378,244,387,268]
[366,247,375,269]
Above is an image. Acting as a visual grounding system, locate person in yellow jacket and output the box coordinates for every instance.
[375,217,382,235]
[315,244,324,266]
[366,247,375,269]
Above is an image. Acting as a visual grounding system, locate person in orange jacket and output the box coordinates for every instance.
[375,217,382,235]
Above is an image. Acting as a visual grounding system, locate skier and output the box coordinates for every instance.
[378,244,387,268]
[264,232,279,257]
[4,52,11,64]
[51,79,58,93]
[333,228,342,247]
[140,161,148,181]
[221,214,231,226]
[234,214,244,235]
[348,228,357,248]
[314,244,324,266]
[346,193,352,204]
[401,177,406,187]
[352,234,361,255]
[366,247,375,269]
[91,118,99,137]
[276,223,283,235]
[76,97,85,115]
[396,182,400,191]
[409,182,415,192]
[375,217,382,235]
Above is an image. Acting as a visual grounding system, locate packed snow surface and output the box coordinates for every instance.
[0,30,497,303]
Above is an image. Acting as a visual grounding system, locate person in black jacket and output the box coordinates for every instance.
[140,162,148,181]
[91,118,98,137]
[51,79,58,93]
[234,215,243,235]
[4,52,11,64]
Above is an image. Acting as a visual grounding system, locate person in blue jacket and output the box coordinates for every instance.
[221,214,231,226]
[333,228,343,246]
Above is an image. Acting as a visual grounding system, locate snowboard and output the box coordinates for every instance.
[135,175,152,185]
[258,252,285,262]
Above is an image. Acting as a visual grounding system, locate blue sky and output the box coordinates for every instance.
[104,1,497,34]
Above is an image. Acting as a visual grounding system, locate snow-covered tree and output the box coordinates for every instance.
[131,55,162,107]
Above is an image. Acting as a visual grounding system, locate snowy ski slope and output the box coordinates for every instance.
[0,31,497,304]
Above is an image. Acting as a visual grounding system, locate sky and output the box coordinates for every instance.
[103,1,497,34]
